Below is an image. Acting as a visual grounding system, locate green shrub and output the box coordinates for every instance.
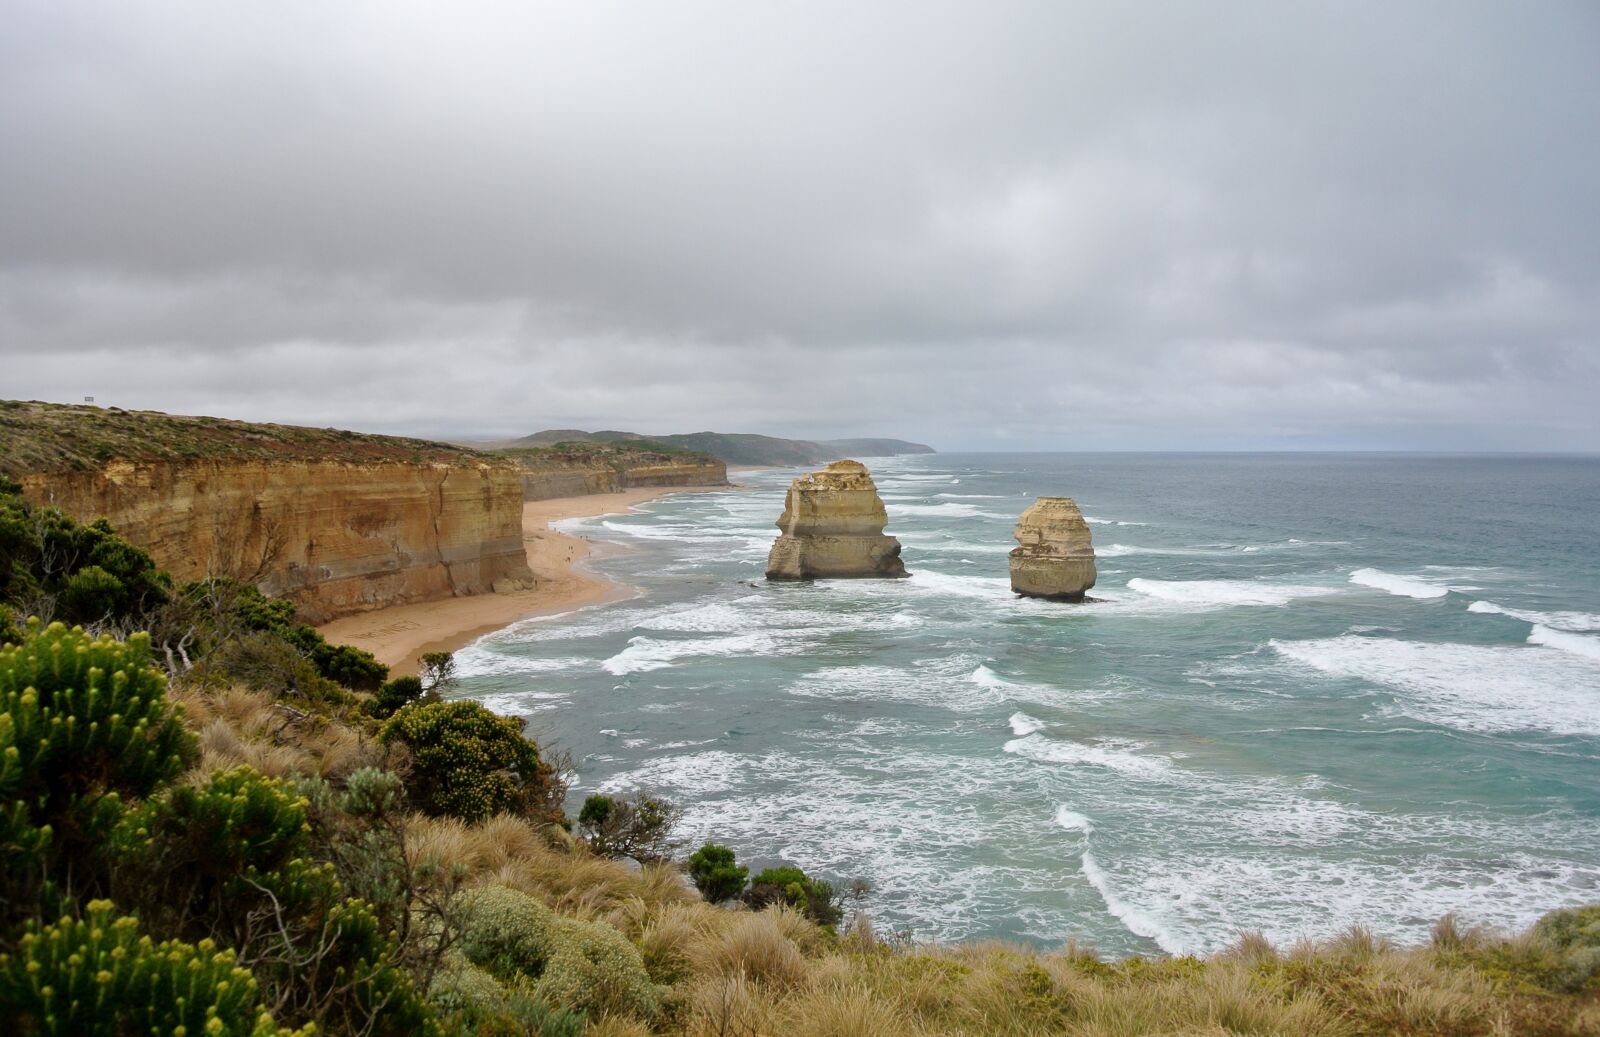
[114,765,312,931]
[202,630,352,707]
[0,620,196,912]
[576,792,682,863]
[310,641,388,693]
[222,583,387,692]
[429,955,584,1037]
[379,701,551,823]
[745,865,844,927]
[1529,905,1600,991]
[297,895,439,1037]
[372,674,430,718]
[113,765,436,1037]
[687,842,748,903]
[0,899,303,1036]
[0,489,171,628]
[455,884,658,1021]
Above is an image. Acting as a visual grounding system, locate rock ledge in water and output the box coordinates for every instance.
[1009,496,1096,601]
[765,460,908,580]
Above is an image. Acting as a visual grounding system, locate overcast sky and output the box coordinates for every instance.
[3,1,1596,450]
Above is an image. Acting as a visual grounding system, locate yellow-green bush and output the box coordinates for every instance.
[113,765,313,934]
[456,883,660,1020]
[379,700,551,823]
[0,899,305,1036]
[0,620,195,914]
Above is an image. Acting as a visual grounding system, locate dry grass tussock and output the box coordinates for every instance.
[172,684,380,779]
[161,684,1600,1036]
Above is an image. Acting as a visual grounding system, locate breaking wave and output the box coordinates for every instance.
[1349,568,1451,599]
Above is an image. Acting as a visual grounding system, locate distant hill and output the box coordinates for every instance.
[819,438,936,459]
[497,429,934,467]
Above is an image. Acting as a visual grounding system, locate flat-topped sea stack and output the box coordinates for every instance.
[1009,496,1097,601]
[765,460,908,580]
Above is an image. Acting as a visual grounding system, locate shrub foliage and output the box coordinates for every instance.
[0,620,196,913]
[0,900,303,1037]
[687,842,749,904]
[380,700,552,823]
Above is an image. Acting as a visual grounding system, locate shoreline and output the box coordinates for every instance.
[317,482,741,676]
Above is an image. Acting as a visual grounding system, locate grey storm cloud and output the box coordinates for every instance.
[2,0,1596,449]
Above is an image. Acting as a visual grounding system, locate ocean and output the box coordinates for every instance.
[449,453,1600,957]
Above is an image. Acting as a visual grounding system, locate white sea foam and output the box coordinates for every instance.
[452,652,589,679]
[1528,624,1600,662]
[474,691,566,715]
[893,534,1011,555]
[887,502,1001,519]
[1126,578,1331,608]
[1271,635,1600,736]
[636,600,768,634]
[1008,711,1047,736]
[1003,733,1179,782]
[906,569,1017,601]
[1349,568,1451,599]
[1469,600,1600,632]
[597,519,765,550]
[1100,543,1224,557]
[595,743,1058,944]
[971,665,1012,691]
[1082,844,1597,960]
[1080,850,1189,954]
[1085,516,1149,526]
[936,492,1007,499]
[1052,805,1095,834]
[789,661,1005,712]
[602,632,782,675]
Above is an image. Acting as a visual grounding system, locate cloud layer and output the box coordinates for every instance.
[3,1,1596,448]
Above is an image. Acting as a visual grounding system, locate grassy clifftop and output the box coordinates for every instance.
[501,428,935,466]
[0,400,504,475]
[496,438,721,472]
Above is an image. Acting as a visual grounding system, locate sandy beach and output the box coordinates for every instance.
[317,484,736,676]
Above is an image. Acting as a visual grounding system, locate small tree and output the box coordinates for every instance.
[418,651,457,695]
[371,675,432,718]
[686,842,747,903]
[576,792,683,863]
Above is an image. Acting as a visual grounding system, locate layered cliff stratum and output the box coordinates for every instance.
[502,441,728,501]
[1009,496,1097,601]
[766,460,907,580]
[1,402,534,621]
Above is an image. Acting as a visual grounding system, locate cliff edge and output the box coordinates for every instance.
[1,402,534,622]
[501,441,728,501]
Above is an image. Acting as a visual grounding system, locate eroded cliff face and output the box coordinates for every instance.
[19,459,534,622]
[519,459,728,501]
[766,460,907,580]
[1009,496,1096,601]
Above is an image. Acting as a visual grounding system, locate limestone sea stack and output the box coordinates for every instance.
[1009,497,1097,601]
[765,460,908,580]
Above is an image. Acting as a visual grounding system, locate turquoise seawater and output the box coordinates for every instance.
[450,453,1600,956]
